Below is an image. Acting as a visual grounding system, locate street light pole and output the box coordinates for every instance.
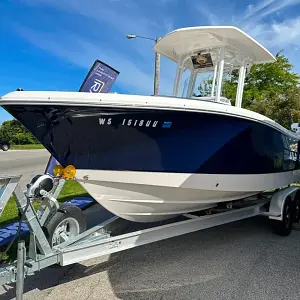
[126,34,161,96]
[153,37,161,96]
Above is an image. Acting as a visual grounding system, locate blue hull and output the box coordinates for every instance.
[4,105,300,174]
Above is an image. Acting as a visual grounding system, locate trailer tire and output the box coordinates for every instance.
[43,204,86,248]
[292,192,300,223]
[273,196,293,236]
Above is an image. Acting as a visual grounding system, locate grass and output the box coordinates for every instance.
[10,144,45,150]
[0,180,89,227]
[0,180,90,262]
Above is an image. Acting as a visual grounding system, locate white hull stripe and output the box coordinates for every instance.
[76,169,300,193]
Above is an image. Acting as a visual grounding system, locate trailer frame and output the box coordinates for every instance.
[0,175,299,300]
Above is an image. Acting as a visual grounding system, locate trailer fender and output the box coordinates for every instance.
[268,186,299,221]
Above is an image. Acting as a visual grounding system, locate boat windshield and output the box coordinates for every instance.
[182,70,216,98]
[181,66,235,105]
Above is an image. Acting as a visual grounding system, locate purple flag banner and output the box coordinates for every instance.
[45,60,119,175]
[79,60,119,93]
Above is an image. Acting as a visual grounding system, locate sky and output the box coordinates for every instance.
[1,0,300,123]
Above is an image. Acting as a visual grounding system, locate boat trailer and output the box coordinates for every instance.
[0,174,300,300]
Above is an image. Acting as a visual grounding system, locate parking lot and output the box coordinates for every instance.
[0,149,50,190]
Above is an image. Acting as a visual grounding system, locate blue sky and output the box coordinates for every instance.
[1,0,300,123]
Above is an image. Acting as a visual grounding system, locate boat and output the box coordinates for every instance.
[1,26,300,222]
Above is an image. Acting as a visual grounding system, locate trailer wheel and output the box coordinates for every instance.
[273,196,293,236]
[43,204,86,248]
[292,193,300,223]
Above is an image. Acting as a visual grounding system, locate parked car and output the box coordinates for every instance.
[0,140,10,151]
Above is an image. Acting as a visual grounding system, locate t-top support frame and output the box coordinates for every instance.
[172,45,252,107]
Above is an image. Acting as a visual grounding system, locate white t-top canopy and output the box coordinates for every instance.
[153,26,276,66]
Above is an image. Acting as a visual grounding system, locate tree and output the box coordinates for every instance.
[224,51,300,109]
[222,51,300,128]
[248,89,300,128]
[0,119,39,144]
[195,76,213,97]
[196,51,300,128]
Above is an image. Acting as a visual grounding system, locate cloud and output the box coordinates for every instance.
[12,0,300,96]
[244,0,277,20]
[157,0,176,5]
[14,24,175,95]
[194,3,221,26]
[246,4,254,13]
[15,26,151,94]
[21,0,164,38]
[238,1,300,51]
[242,0,300,26]
[194,0,300,52]
[259,0,300,18]
[17,0,177,95]
[266,17,300,48]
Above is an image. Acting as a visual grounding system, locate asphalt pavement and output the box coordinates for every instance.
[2,216,300,300]
[0,149,51,190]
[1,150,300,299]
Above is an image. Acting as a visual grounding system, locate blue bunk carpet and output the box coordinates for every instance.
[0,197,95,247]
